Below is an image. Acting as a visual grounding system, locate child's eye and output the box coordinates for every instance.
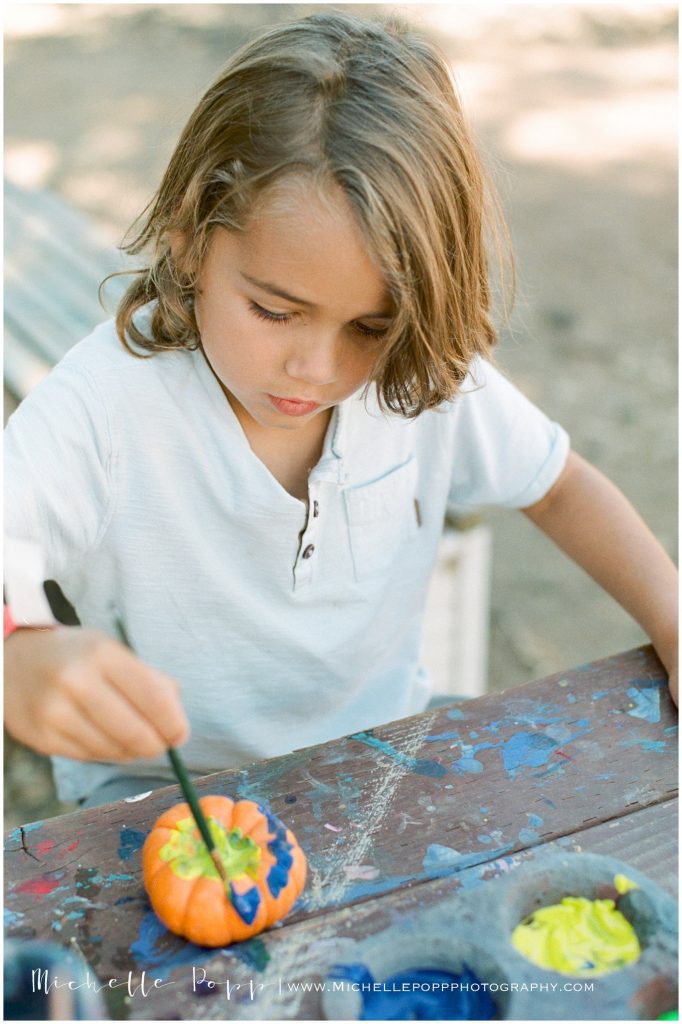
[248,300,293,325]
[248,300,388,340]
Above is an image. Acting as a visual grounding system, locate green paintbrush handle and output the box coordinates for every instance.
[167,747,215,853]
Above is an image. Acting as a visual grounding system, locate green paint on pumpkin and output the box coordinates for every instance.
[512,895,640,977]
[160,816,261,882]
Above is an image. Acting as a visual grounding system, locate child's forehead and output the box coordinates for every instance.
[211,184,392,313]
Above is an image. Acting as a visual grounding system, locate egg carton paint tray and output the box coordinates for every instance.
[322,850,678,1021]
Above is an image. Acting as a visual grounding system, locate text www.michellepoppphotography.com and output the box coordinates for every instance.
[32,967,594,1001]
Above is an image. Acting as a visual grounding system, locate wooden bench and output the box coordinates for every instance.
[3,177,491,697]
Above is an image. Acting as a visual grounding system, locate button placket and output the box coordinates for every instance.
[293,482,322,588]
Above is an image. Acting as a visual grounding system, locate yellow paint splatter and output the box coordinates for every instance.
[614,873,639,895]
[512,895,640,976]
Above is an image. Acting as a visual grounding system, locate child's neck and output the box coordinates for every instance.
[228,391,333,502]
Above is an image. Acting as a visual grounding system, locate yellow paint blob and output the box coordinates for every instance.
[512,895,640,977]
[614,873,639,895]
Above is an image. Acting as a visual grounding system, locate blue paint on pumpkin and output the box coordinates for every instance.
[229,883,261,925]
[258,805,295,899]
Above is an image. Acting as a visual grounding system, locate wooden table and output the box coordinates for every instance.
[5,646,678,1020]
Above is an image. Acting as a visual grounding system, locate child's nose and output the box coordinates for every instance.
[284,336,340,387]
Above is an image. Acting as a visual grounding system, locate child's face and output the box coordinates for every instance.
[192,181,393,433]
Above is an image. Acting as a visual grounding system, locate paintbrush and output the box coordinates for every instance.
[167,747,230,890]
[114,620,229,892]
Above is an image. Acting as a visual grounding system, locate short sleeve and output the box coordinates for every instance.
[446,358,570,511]
[4,358,115,580]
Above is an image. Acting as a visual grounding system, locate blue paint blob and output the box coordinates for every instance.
[422,843,513,875]
[228,883,261,926]
[626,684,661,723]
[259,804,295,899]
[230,937,271,972]
[330,962,496,1020]
[591,690,609,701]
[500,731,558,775]
[118,828,147,862]
[425,731,460,742]
[450,741,496,775]
[130,910,214,978]
[527,813,544,828]
[622,738,667,753]
[566,694,578,704]
[351,732,447,777]
[477,835,493,844]
[446,708,466,720]
[518,828,539,845]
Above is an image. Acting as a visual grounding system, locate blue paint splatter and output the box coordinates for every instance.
[665,725,678,734]
[425,730,460,742]
[622,738,667,753]
[626,684,661,723]
[597,773,614,781]
[479,806,489,814]
[477,835,493,844]
[351,732,447,777]
[446,708,466,720]
[5,908,24,928]
[527,814,544,828]
[566,694,578,704]
[518,828,540,845]
[229,938,270,972]
[450,741,496,775]
[592,691,609,701]
[118,828,147,862]
[422,843,514,874]
[130,910,215,979]
[6,821,43,846]
[499,732,558,774]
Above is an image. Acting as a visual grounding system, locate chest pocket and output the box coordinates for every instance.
[343,456,419,581]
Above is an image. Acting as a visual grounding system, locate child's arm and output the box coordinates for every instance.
[522,451,678,705]
[4,627,191,761]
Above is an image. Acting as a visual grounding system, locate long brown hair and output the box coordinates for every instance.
[114,10,511,416]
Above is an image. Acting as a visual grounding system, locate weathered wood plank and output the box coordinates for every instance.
[4,646,676,1009]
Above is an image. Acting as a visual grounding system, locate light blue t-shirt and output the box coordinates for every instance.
[4,316,569,802]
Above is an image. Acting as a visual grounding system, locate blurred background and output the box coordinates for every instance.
[4,3,677,825]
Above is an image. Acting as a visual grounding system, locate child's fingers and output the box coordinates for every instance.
[50,705,144,764]
[70,681,174,761]
[100,641,190,748]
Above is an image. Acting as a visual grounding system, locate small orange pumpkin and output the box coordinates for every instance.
[142,795,307,946]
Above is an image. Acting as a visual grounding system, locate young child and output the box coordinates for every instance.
[4,12,677,811]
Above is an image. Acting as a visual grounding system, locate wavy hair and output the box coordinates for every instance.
[113,10,511,416]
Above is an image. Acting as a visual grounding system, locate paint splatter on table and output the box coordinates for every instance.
[4,645,678,1020]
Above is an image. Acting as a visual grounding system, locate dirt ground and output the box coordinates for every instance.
[4,4,677,826]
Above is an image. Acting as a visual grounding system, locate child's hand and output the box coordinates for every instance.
[4,626,190,762]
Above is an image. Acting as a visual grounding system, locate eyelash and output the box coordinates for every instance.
[247,301,388,339]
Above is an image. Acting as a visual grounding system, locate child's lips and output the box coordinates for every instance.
[267,394,321,417]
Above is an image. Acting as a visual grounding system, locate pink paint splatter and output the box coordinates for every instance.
[14,877,63,900]
[555,749,574,761]
[324,823,343,832]
[63,838,80,855]
[33,839,56,858]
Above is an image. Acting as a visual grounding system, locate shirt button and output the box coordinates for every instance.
[302,544,315,559]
